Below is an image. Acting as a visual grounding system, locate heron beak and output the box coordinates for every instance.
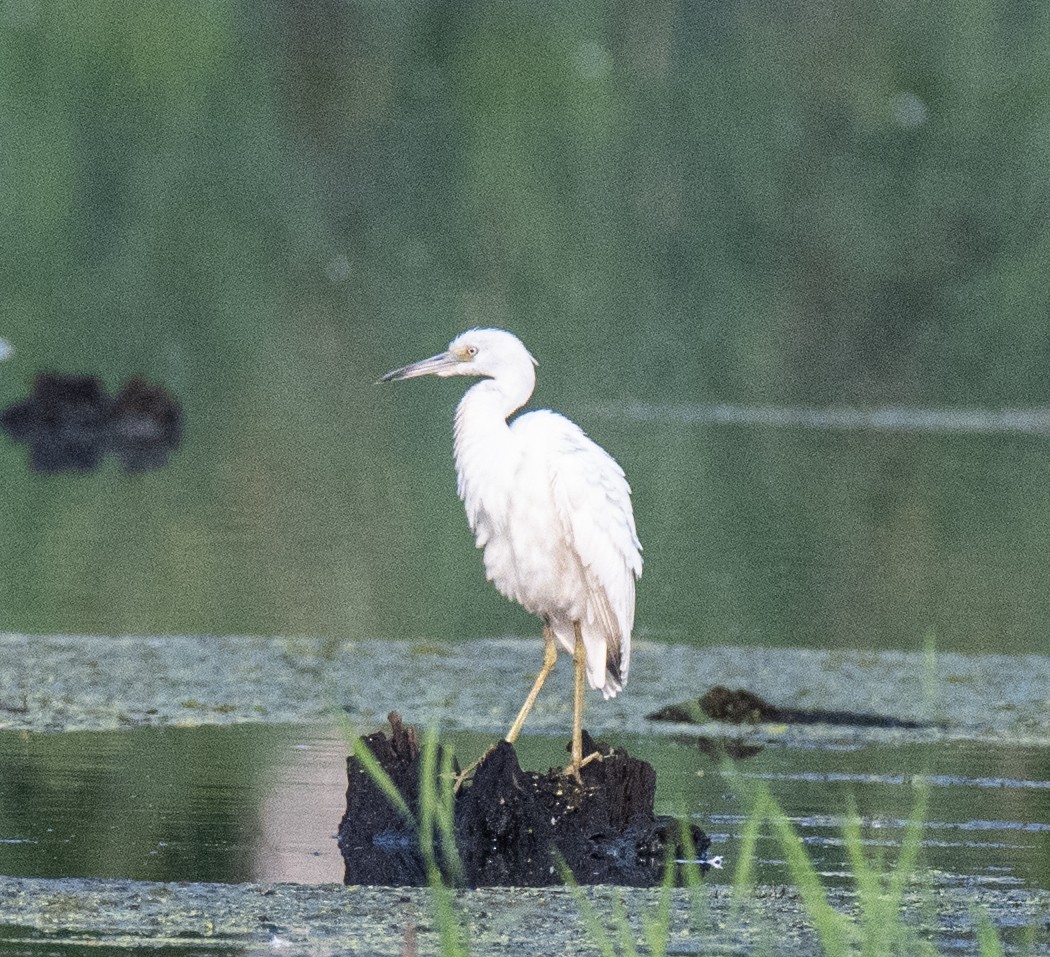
[380,351,458,382]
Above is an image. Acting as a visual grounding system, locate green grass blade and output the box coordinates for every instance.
[418,727,439,872]
[417,729,469,956]
[888,776,929,903]
[436,743,465,885]
[557,858,620,957]
[841,799,887,957]
[842,800,874,899]
[427,878,470,957]
[336,718,469,955]
[732,791,763,895]
[641,839,677,957]
[974,910,1004,957]
[612,894,641,957]
[763,789,853,956]
[676,815,706,891]
[675,816,712,936]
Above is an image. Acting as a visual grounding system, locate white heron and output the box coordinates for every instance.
[382,328,642,779]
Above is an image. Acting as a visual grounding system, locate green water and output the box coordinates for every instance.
[4,2,1050,655]
[4,402,1050,653]
[1,726,1047,890]
[2,2,1050,923]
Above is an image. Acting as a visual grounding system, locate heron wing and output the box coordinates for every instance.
[513,410,643,690]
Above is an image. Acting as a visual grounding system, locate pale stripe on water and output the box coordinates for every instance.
[592,401,1050,435]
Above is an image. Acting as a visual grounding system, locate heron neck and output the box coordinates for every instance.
[453,377,532,518]
[453,376,533,477]
[461,372,534,422]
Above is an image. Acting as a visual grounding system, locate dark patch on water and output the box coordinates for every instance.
[0,372,182,473]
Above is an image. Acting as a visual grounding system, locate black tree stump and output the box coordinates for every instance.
[337,713,710,887]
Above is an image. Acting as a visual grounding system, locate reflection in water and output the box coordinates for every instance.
[0,726,265,884]
[255,738,345,884]
[0,726,1046,890]
[0,0,1046,654]
[1,3,1050,656]
[1,373,182,474]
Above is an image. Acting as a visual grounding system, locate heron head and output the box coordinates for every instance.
[381,328,538,383]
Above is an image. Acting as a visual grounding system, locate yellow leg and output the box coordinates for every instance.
[504,625,558,745]
[568,621,586,779]
[454,626,559,792]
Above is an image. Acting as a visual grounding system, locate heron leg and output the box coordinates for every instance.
[453,749,490,792]
[568,621,586,780]
[454,627,558,792]
[504,625,558,745]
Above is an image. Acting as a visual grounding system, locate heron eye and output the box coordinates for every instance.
[466,346,478,358]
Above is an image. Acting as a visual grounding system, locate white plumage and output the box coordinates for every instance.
[382,328,642,773]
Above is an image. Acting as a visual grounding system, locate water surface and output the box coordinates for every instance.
[3,0,1050,660]
[1,725,1046,891]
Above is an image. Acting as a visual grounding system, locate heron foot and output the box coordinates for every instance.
[563,749,604,782]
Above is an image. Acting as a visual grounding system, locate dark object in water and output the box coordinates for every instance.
[0,372,182,473]
[648,684,929,730]
[338,712,711,888]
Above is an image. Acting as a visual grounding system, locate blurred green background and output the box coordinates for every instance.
[2,0,1050,654]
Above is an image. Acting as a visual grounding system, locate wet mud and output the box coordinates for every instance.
[338,713,710,887]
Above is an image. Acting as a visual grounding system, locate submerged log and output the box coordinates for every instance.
[337,713,710,888]
[647,684,931,730]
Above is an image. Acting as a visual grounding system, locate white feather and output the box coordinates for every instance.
[445,330,643,698]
